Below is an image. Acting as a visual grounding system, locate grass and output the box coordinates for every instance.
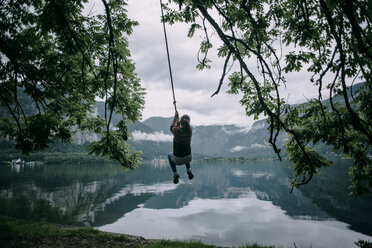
[0,215,138,248]
[0,215,127,241]
[141,240,275,248]
[140,240,217,248]
[0,215,275,248]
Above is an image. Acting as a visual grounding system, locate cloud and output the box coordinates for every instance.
[222,126,252,134]
[124,0,322,128]
[230,146,248,152]
[230,143,269,152]
[251,143,268,148]
[131,130,172,142]
[126,0,256,128]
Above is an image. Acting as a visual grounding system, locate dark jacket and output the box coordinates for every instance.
[170,125,192,157]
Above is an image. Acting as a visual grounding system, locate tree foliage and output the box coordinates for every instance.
[162,0,372,194]
[0,0,145,169]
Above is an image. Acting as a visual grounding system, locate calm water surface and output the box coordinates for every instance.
[0,159,371,248]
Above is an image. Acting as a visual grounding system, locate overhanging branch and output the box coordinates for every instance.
[211,51,231,97]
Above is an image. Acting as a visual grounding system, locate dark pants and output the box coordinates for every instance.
[168,154,190,173]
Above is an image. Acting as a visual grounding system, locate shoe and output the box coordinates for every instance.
[187,170,194,180]
[173,174,180,184]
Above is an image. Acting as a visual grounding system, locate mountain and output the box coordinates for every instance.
[2,82,367,160]
[85,106,275,159]
[128,121,154,133]
[143,116,173,134]
[130,81,369,159]
[128,117,281,160]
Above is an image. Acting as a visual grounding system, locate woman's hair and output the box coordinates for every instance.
[180,114,191,133]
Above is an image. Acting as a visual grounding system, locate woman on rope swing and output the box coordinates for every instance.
[159,0,193,184]
[168,110,194,184]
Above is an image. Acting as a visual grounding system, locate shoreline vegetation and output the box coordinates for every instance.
[0,149,284,167]
[0,215,274,248]
[2,153,347,170]
[0,136,347,167]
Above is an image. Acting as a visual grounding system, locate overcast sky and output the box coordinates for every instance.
[114,0,320,127]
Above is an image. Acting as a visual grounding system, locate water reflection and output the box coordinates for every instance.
[10,161,42,174]
[0,159,371,248]
[78,182,177,226]
[99,194,370,248]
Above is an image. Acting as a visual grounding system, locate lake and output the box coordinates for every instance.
[0,158,371,248]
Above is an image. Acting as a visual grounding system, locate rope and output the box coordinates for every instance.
[160,0,177,112]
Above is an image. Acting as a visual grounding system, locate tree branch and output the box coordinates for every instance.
[340,1,372,62]
[192,1,315,185]
[50,0,98,79]
[211,51,231,97]
[319,0,372,143]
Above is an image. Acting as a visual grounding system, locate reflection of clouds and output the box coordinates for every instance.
[79,182,178,225]
[93,182,177,211]
[231,169,274,179]
[98,194,370,248]
[130,183,177,196]
[231,169,248,177]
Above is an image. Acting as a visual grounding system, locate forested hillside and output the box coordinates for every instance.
[1,83,367,162]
